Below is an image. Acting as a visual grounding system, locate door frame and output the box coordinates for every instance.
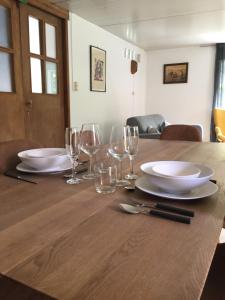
[22,0,70,127]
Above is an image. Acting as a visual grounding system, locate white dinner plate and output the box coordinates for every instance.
[16,160,72,174]
[135,175,218,200]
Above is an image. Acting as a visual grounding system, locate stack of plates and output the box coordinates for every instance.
[136,161,218,200]
[17,148,72,173]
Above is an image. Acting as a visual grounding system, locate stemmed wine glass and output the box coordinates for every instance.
[124,126,139,179]
[65,127,82,185]
[108,125,129,186]
[80,123,101,179]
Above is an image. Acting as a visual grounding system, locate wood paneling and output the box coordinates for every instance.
[0,0,25,142]
[0,0,69,145]
[0,139,225,299]
[29,0,69,19]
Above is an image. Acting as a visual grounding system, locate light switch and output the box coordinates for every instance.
[72,81,79,91]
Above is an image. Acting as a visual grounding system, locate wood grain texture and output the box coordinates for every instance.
[0,139,225,300]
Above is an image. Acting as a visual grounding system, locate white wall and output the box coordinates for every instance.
[69,14,147,142]
[146,46,215,141]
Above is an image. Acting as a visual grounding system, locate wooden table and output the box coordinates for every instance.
[0,139,225,300]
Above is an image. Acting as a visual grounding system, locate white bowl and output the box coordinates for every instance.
[152,162,200,178]
[140,161,214,194]
[18,148,68,170]
[25,148,66,158]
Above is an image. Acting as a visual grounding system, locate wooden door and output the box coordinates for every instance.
[0,0,25,141]
[20,4,66,147]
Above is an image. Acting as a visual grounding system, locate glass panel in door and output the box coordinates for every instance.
[0,52,13,92]
[30,57,42,93]
[45,23,56,58]
[46,61,57,94]
[0,5,11,48]
[28,16,41,55]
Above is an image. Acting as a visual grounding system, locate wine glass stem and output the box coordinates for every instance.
[72,159,77,179]
[129,156,134,175]
[89,155,93,175]
[118,160,123,181]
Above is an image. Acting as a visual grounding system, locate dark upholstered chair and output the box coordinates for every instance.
[0,139,41,173]
[200,242,225,299]
[126,114,167,139]
[160,125,202,142]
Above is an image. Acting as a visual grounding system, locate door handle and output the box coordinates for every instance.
[25,99,32,112]
[25,99,32,109]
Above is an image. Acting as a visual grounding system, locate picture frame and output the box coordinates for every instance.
[163,62,188,84]
[90,46,106,92]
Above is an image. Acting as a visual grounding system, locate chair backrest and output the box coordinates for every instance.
[126,114,165,134]
[214,108,225,135]
[160,125,202,142]
[0,139,41,173]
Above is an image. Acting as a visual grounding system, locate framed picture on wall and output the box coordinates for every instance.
[90,46,106,92]
[163,62,188,84]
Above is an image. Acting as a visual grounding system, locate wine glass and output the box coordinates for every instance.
[65,127,82,185]
[80,123,101,179]
[108,125,129,186]
[124,126,139,179]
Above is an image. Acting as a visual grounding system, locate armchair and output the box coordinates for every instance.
[214,108,225,142]
[126,114,168,139]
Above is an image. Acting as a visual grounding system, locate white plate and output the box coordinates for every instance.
[135,175,218,200]
[16,160,72,174]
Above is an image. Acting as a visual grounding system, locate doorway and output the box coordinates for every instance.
[0,0,69,147]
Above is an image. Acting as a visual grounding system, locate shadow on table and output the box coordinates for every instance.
[200,243,225,300]
[0,274,57,300]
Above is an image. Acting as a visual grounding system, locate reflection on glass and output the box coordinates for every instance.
[0,52,13,92]
[0,5,11,48]
[29,16,40,55]
[46,61,57,94]
[30,58,42,93]
[45,23,56,58]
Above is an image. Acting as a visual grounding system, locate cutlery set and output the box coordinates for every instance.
[120,203,192,224]
[120,198,195,224]
[4,170,38,184]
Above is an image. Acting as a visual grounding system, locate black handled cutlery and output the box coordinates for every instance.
[4,170,38,184]
[130,199,194,217]
[119,203,191,224]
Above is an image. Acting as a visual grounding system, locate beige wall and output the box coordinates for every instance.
[68,13,147,142]
[146,46,215,141]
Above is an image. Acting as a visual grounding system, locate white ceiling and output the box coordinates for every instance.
[51,0,225,50]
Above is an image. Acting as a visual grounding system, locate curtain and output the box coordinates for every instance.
[210,43,225,141]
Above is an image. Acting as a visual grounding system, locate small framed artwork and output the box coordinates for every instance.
[90,46,106,92]
[163,62,188,84]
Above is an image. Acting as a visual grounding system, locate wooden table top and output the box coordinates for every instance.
[0,139,225,300]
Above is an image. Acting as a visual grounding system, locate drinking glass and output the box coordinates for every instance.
[95,164,117,194]
[65,127,82,185]
[124,126,139,179]
[80,123,101,179]
[108,125,129,186]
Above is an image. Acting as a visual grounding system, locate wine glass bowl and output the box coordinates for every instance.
[124,126,139,180]
[65,127,82,185]
[80,123,101,179]
[108,125,129,186]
